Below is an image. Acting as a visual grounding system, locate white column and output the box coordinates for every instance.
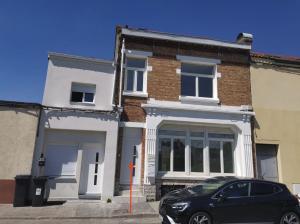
[242,114,254,177]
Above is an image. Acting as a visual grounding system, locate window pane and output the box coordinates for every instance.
[198,77,213,98]
[84,93,94,102]
[173,139,185,171]
[158,138,171,171]
[182,63,214,75]
[191,140,203,172]
[223,142,234,173]
[209,141,221,173]
[181,75,196,96]
[127,58,146,68]
[223,182,249,197]
[250,183,279,196]
[136,71,144,91]
[126,70,134,91]
[71,92,83,102]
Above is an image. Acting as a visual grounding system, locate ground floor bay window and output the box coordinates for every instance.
[157,127,235,177]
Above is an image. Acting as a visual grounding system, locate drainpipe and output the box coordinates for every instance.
[118,38,125,108]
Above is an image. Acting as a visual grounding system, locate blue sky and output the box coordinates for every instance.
[0,0,299,103]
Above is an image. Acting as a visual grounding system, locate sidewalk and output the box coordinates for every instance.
[0,201,159,220]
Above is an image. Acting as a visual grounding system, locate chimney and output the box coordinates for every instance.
[236,33,253,45]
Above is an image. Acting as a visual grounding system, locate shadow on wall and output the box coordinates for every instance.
[51,58,115,75]
[43,109,117,129]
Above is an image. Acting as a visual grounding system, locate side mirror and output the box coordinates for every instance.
[217,193,226,202]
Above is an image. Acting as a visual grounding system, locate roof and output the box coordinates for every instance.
[251,52,300,68]
[48,52,114,65]
[0,100,41,108]
[119,26,252,50]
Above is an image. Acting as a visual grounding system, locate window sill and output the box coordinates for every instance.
[179,96,219,105]
[156,172,235,180]
[70,101,96,106]
[123,91,148,98]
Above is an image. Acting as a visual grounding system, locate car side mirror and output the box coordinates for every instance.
[217,193,227,203]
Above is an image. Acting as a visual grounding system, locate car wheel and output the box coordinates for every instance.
[189,211,211,224]
[280,212,300,224]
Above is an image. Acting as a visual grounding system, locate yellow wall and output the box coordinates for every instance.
[0,106,39,179]
[251,65,300,191]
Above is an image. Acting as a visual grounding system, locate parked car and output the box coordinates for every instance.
[159,177,300,224]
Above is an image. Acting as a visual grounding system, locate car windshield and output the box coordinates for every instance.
[187,177,237,195]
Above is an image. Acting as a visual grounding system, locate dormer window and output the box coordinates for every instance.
[71,83,96,104]
[181,63,216,98]
[123,57,147,97]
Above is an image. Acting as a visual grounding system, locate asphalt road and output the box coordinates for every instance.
[0,217,161,224]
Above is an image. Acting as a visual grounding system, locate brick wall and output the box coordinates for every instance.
[0,180,15,204]
[148,57,181,101]
[118,35,252,120]
[120,97,147,122]
[218,63,252,106]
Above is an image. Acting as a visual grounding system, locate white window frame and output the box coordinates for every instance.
[208,138,235,176]
[179,61,220,104]
[70,83,96,105]
[123,56,148,97]
[157,127,235,178]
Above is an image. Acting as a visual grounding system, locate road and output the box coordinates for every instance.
[0,217,161,224]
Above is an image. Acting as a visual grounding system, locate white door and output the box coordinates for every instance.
[79,144,104,195]
[120,128,142,185]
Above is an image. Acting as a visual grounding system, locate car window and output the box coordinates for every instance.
[221,182,250,198]
[250,182,281,196]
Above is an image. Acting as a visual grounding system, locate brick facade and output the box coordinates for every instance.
[118,36,252,119]
[115,30,252,200]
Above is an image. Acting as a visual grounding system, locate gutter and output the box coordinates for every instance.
[121,27,251,50]
[118,38,125,108]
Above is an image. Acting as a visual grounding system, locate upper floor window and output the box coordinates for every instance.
[70,83,96,104]
[124,57,147,94]
[181,63,216,98]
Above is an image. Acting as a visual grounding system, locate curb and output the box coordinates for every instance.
[0,213,159,220]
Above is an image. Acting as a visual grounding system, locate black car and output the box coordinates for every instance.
[159,177,300,224]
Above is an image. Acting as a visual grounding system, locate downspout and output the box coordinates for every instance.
[118,38,125,108]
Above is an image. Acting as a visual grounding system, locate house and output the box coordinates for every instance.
[113,27,255,200]
[0,100,41,203]
[33,52,119,201]
[251,53,300,195]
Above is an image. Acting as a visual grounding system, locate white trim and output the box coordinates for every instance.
[48,52,114,65]
[142,99,255,116]
[120,122,146,128]
[179,96,219,105]
[177,55,221,65]
[121,28,252,50]
[125,49,152,58]
[123,91,148,98]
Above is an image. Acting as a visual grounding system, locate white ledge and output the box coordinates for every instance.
[123,91,148,98]
[179,96,220,105]
[142,99,255,116]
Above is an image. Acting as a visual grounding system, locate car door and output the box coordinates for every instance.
[247,181,284,222]
[212,181,253,223]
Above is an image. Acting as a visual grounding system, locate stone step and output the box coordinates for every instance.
[113,195,147,203]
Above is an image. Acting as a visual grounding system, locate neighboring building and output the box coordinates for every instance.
[251,53,300,195]
[114,27,255,200]
[33,52,119,201]
[0,100,41,203]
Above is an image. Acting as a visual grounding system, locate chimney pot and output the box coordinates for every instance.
[236,33,253,45]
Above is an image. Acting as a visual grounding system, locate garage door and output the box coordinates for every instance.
[44,129,105,199]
